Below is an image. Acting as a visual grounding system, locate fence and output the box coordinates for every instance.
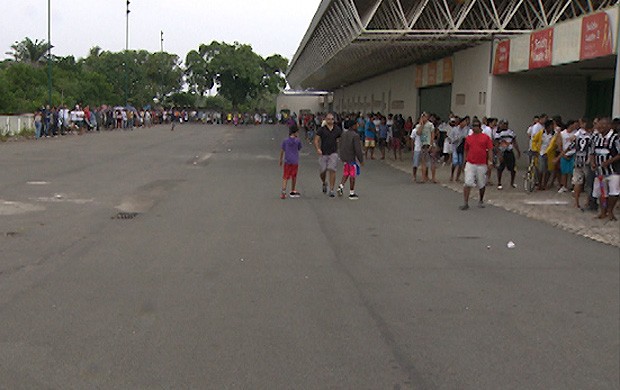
[0,115,34,136]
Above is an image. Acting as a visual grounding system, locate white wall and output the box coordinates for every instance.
[489,73,587,141]
[451,42,493,119]
[333,64,418,116]
[276,94,324,116]
[0,115,34,136]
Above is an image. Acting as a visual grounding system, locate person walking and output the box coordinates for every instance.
[279,125,303,199]
[337,120,364,200]
[460,119,494,210]
[314,112,342,197]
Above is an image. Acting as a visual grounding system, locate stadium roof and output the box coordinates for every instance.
[287,0,619,90]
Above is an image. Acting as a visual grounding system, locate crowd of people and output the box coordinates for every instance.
[286,111,619,220]
[32,105,274,138]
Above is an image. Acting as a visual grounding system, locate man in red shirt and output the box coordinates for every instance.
[461,119,494,210]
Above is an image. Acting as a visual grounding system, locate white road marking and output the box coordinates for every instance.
[0,199,45,215]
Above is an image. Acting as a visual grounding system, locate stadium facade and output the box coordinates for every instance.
[286,0,620,132]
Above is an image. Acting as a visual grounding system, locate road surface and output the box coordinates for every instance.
[0,124,618,389]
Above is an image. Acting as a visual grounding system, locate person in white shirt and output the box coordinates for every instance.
[527,114,546,153]
[449,116,469,182]
[410,123,424,182]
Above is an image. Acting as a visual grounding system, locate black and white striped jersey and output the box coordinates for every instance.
[590,130,620,175]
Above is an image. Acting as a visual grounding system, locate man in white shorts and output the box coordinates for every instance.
[461,120,494,210]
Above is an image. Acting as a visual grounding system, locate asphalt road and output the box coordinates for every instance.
[0,124,618,389]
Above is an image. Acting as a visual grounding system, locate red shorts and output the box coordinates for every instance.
[343,162,356,178]
[283,164,298,179]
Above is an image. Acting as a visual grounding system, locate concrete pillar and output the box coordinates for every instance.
[613,54,620,118]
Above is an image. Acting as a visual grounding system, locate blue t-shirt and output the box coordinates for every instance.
[378,124,388,139]
[281,136,302,164]
[364,120,376,140]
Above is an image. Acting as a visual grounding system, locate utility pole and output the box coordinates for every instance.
[159,30,164,102]
[47,0,52,107]
[125,0,130,106]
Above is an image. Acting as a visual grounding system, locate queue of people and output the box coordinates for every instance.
[285,110,619,221]
[32,105,275,139]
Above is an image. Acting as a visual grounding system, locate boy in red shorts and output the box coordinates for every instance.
[279,125,302,199]
[337,120,364,200]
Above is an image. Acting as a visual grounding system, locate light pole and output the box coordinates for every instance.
[159,30,164,102]
[47,0,52,107]
[125,0,130,106]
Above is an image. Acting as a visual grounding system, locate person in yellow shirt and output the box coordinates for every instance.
[532,119,557,190]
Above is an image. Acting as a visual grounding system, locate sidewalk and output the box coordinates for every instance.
[380,150,620,248]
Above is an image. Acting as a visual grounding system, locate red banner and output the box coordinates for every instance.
[415,66,423,88]
[493,40,511,75]
[580,12,613,60]
[529,28,553,69]
[427,61,437,85]
[443,57,453,82]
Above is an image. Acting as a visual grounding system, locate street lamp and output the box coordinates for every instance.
[125,0,130,106]
[47,0,52,106]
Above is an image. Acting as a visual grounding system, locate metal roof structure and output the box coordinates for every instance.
[287,0,619,90]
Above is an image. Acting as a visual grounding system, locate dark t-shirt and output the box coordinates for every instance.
[316,125,342,155]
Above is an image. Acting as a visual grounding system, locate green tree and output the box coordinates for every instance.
[186,41,288,110]
[1,62,47,112]
[169,91,196,107]
[262,54,288,94]
[6,37,52,65]
[201,95,232,112]
[82,49,183,107]
[185,45,214,96]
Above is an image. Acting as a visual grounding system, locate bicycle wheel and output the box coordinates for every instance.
[524,168,536,193]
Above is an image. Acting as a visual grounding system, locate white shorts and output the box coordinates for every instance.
[572,167,585,186]
[592,174,620,198]
[464,162,488,189]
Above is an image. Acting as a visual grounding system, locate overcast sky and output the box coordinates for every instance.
[2,0,322,63]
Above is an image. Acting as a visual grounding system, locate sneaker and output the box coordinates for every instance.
[329,191,335,198]
[280,192,286,199]
[558,186,568,193]
[511,183,517,189]
[322,183,327,193]
[289,191,301,198]
[497,185,503,190]
[460,204,470,210]
[337,185,344,197]
[348,193,359,200]
[478,201,485,208]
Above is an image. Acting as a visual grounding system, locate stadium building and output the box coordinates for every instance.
[286,0,620,133]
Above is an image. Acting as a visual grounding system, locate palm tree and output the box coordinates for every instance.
[6,37,52,64]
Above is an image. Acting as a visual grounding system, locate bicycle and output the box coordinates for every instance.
[524,152,539,193]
